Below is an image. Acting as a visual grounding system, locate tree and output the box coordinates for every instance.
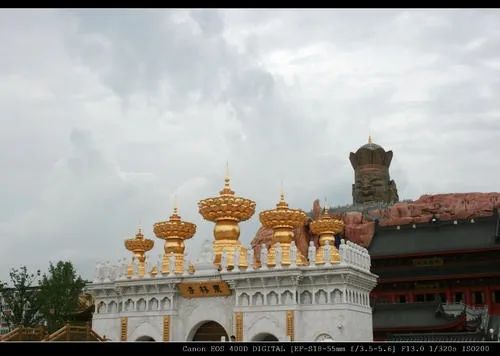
[37,261,86,333]
[0,266,42,330]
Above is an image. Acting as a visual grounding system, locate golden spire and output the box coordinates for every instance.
[198,167,255,269]
[368,135,372,144]
[310,201,344,265]
[259,191,308,267]
[125,227,154,276]
[154,203,196,274]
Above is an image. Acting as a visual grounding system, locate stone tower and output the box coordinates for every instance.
[349,137,399,205]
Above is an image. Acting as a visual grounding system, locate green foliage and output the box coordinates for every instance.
[0,266,43,330]
[37,261,86,333]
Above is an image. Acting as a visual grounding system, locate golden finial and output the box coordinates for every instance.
[277,182,289,209]
[219,161,234,196]
[173,195,178,215]
[368,135,372,144]
[225,160,230,186]
[280,180,285,202]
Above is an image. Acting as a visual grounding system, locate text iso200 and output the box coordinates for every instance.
[461,345,490,352]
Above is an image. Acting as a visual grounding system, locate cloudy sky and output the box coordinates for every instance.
[1,9,499,282]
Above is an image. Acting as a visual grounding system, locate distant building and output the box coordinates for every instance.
[252,137,500,341]
[369,207,499,340]
[342,139,500,340]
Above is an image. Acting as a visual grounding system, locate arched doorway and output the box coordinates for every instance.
[136,335,155,341]
[191,321,229,341]
[315,333,334,342]
[252,333,279,341]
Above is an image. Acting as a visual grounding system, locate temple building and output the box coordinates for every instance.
[87,175,377,342]
[86,137,499,342]
[347,139,499,341]
[253,137,500,341]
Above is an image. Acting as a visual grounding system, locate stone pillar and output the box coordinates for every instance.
[169,253,175,275]
[286,310,294,341]
[235,312,243,341]
[163,315,170,342]
[120,317,128,341]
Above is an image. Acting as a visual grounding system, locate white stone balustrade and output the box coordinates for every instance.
[308,241,316,267]
[233,246,240,272]
[290,241,297,268]
[260,244,268,270]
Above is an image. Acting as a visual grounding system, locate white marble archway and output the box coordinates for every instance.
[246,314,286,342]
[129,321,161,342]
[187,320,229,341]
[252,332,279,341]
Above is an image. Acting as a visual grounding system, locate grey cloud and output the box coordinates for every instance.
[1,9,499,282]
[190,9,225,37]
[67,10,238,106]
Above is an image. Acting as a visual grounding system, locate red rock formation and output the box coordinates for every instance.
[250,193,500,258]
[343,212,375,248]
[251,222,317,264]
[377,193,500,227]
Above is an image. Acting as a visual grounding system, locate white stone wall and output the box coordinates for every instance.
[175,295,234,341]
[297,307,373,341]
[92,315,121,341]
[128,315,163,341]
[244,310,287,341]
[87,240,377,342]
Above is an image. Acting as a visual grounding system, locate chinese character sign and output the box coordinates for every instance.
[178,281,231,298]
